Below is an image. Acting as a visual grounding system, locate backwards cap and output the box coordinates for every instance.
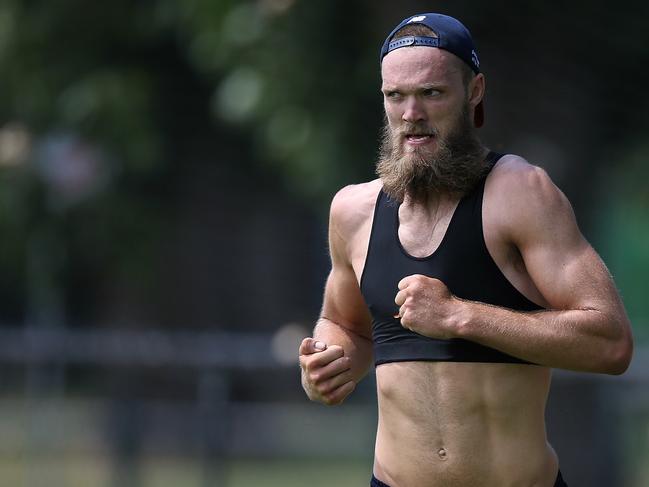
[380,13,484,128]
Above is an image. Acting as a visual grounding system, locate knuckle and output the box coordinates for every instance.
[316,388,329,400]
[321,393,335,405]
[316,380,329,393]
[335,356,350,368]
[323,383,351,406]
[302,358,314,370]
[323,393,341,406]
[319,381,335,395]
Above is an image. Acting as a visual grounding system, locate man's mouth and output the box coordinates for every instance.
[404,133,435,145]
[405,134,433,142]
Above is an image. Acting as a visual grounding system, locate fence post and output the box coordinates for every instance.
[198,369,230,487]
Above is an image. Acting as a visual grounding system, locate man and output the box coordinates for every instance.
[299,13,633,487]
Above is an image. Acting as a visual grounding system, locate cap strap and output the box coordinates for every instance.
[386,36,440,55]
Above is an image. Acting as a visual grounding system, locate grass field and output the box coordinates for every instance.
[0,455,373,487]
[1,395,648,486]
[3,450,649,487]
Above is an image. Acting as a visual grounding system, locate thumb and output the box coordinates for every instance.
[299,337,327,355]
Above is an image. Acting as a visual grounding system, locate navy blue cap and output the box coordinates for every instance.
[380,13,484,127]
[380,13,480,73]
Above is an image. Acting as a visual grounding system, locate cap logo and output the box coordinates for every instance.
[407,15,426,23]
[471,49,480,67]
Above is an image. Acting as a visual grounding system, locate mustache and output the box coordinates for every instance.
[395,123,439,137]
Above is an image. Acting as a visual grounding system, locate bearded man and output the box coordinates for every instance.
[299,13,633,487]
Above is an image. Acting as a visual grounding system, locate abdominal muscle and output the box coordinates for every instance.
[373,361,558,487]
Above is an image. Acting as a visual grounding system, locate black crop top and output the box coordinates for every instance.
[359,152,542,366]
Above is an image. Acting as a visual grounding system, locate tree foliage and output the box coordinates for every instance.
[0,0,647,333]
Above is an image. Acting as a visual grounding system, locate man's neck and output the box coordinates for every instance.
[401,190,457,221]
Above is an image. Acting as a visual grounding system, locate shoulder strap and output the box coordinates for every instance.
[485,151,506,171]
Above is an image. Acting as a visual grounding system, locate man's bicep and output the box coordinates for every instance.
[323,187,373,339]
[523,235,614,310]
[512,170,619,311]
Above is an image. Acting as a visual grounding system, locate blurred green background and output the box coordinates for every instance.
[0,0,648,486]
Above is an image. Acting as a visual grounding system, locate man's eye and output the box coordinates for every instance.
[422,88,440,97]
[385,91,401,100]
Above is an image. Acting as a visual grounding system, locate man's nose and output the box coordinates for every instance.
[402,97,426,123]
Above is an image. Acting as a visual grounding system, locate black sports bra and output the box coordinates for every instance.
[360,152,542,366]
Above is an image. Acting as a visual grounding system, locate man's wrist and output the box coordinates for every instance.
[450,298,473,339]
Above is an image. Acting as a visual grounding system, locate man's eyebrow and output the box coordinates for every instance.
[381,82,445,92]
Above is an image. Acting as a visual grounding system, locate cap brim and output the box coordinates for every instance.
[474,100,484,128]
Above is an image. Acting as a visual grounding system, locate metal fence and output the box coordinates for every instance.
[0,326,647,487]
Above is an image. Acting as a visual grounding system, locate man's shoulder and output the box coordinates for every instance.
[485,153,572,235]
[333,178,382,200]
[490,154,546,181]
[329,179,382,237]
[487,154,558,203]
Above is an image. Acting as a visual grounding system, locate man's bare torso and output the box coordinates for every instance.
[343,158,559,487]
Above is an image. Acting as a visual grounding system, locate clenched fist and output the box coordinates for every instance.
[299,338,356,406]
[394,274,460,339]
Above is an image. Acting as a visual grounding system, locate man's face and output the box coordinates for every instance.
[381,46,472,158]
[377,47,485,202]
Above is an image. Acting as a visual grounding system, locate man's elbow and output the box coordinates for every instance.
[604,332,634,375]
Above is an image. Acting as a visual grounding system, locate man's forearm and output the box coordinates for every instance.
[314,317,374,382]
[454,300,632,374]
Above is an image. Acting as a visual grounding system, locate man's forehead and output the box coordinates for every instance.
[381,47,464,83]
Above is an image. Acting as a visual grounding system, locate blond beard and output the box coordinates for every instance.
[376,105,487,203]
